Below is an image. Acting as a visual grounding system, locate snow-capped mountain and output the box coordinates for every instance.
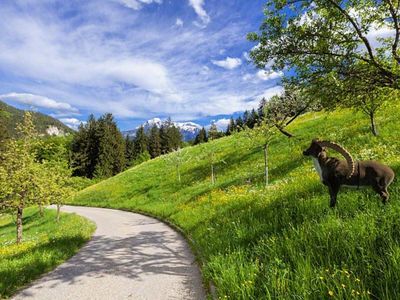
[123,118,202,142]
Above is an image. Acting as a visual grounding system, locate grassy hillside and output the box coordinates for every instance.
[69,102,400,299]
[0,100,74,137]
[0,208,95,298]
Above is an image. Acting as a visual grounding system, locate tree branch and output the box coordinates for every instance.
[384,0,400,63]
[325,0,377,64]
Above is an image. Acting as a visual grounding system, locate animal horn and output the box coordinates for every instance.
[318,141,355,178]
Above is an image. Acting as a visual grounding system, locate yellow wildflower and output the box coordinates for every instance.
[342,284,346,288]
[328,290,334,297]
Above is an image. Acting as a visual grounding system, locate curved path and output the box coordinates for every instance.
[14,206,206,300]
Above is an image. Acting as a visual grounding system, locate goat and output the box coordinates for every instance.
[303,139,395,207]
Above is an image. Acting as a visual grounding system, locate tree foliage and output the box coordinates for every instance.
[70,113,126,178]
[249,0,400,91]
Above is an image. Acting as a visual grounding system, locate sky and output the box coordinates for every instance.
[0,0,283,131]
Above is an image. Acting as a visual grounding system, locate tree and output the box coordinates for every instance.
[125,136,135,167]
[133,126,148,159]
[263,85,311,138]
[70,115,98,178]
[94,113,126,178]
[208,123,220,140]
[164,148,191,184]
[0,109,10,144]
[194,127,208,145]
[148,124,162,158]
[249,0,400,99]
[160,118,182,153]
[0,112,42,243]
[244,105,277,188]
[226,117,236,136]
[235,117,244,131]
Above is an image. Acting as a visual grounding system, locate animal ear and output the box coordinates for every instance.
[312,138,319,143]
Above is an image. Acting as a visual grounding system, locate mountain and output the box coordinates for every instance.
[0,100,74,137]
[123,118,202,142]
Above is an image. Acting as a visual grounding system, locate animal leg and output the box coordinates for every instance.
[328,184,340,208]
[372,184,389,204]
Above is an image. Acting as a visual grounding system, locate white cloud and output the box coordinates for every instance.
[59,118,86,130]
[213,118,230,131]
[0,93,79,113]
[118,0,162,10]
[256,70,283,81]
[212,57,242,70]
[189,0,210,26]
[176,18,184,27]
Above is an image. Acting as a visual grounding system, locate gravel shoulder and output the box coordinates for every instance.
[13,205,206,300]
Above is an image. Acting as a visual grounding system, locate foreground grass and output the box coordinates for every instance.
[70,103,400,299]
[0,208,95,298]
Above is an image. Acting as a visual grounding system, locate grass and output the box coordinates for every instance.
[0,207,95,298]
[69,102,400,299]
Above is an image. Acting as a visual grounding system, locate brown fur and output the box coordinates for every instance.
[303,139,395,207]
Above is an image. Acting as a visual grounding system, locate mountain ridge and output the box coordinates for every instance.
[0,100,74,137]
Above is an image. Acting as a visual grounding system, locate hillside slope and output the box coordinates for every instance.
[0,100,74,137]
[70,103,400,299]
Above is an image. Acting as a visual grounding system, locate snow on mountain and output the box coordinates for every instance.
[122,118,202,142]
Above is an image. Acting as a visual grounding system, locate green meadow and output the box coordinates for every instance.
[69,102,400,299]
[0,208,95,298]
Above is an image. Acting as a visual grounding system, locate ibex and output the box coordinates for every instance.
[303,139,395,207]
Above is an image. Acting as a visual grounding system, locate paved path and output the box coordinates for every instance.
[14,206,206,300]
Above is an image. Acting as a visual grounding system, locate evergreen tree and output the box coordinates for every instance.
[235,116,244,131]
[247,109,258,129]
[208,123,219,140]
[94,113,126,178]
[194,127,208,145]
[125,136,135,167]
[258,98,267,121]
[160,117,182,153]
[134,126,148,158]
[243,110,250,127]
[148,124,161,158]
[226,117,235,136]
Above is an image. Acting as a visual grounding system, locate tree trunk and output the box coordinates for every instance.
[57,204,61,223]
[211,164,215,184]
[264,144,269,188]
[370,111,378,136]
[16,206,23,244]
[39,202,44,217]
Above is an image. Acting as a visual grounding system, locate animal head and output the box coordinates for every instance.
[303,139,355,178]
[303,139,325,158]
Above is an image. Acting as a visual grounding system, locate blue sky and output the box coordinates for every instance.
[0,0,283,131]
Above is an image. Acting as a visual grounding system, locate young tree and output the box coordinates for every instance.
[0,112,42,243]
[164,148,191,184]
[263,86,311,138]
[244,107,277,188]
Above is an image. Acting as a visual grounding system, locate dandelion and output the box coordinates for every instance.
[328,290,334,297]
